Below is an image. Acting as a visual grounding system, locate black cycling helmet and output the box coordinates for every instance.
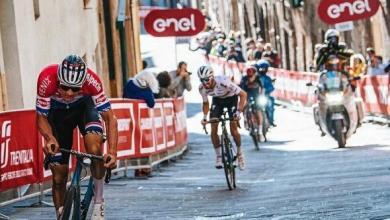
[58,54,87,88]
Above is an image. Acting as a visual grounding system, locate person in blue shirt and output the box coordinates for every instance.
[123,69,159,108]
[255,59,276,127]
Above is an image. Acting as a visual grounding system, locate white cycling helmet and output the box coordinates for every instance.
[197,66,214,79]
[58,54,87,88]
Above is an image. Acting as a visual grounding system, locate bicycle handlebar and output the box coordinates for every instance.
[60,148,112,183]
[60,148,104,161]
[44,146,112,183]
[202,117,239,134]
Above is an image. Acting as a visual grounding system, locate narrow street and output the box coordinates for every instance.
[4,97,390,219]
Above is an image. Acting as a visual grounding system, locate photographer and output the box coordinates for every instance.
[169,61,192,97]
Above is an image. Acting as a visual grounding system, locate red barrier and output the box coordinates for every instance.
[358,75,389,116]
[110,100,136,159]
[0,110,40,191]
[208,55,389,117]
[0,97,188,193]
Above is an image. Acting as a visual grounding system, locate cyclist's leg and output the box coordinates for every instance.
[48,108,76,214]
[210,97,222,147]
[210,97,222,168]
[227,96,241,150]
[78,98,105,204]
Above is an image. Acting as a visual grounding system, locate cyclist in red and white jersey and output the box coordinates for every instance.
[198,66,247,170]
[36,55,118,219]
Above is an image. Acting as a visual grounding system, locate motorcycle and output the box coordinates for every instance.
[308,70,363,148]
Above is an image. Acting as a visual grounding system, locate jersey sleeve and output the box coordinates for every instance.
[85,70,111,113]
[225,77,242,95]
[198,85,208,102]
[36,65,58,116]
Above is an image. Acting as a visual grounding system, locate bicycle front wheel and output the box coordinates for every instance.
[221,134,236,190]
[60,186,77,220]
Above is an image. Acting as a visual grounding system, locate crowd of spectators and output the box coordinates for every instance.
[197,27,280,68]
[364,47,390,76]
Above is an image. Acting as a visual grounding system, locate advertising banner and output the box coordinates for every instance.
[0,111,40,192]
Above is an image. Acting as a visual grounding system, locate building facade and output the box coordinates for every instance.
[202,0,390,72]
[0,0,142,110]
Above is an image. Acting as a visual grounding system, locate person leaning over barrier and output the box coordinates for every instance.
[36,54,118,219]
[123,69,159,108]
[168,61,192,97]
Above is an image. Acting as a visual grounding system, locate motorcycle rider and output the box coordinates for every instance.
[255,59,276,127]
[239,65,265,141]
[315,29,354,72]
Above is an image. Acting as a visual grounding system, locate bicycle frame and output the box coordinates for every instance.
[203,111,237,190]
[69,157,95,220]
[55,149,110,220]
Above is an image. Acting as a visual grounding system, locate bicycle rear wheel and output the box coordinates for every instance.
[60,186,76,220]
[221,134,236,190]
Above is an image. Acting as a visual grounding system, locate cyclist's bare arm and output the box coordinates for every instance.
[202,101,210,117]
[100,109,118,168]
[37,113,59,155]
[238,90,247,112]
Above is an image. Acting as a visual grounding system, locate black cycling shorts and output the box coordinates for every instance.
[48,97,104,165]
[210,95,238,119]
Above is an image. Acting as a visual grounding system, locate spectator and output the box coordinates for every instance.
[123,69,159,108]
[209,40,219,56]
[142,60,148,69]
[226,41,245,63]
[384,60,390,73]
[253,42,264,60]
[367,55,386,75]
[156,71,175,98]
[349,53,366,77]
[365,47,376,66]
[215,38,227,57]
[245,38,256,61]
[168,61,192,97]
[234,31,242,48]
[348,54,366,91]
[123,69,159,178]
[263,43,281,68]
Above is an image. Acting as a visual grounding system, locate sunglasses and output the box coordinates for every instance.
[200,77,212,83]
[59,85,81,92]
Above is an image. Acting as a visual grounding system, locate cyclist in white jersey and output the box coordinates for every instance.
[198,66,247,170]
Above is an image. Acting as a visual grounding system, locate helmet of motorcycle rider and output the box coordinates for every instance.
[58,54,87,88]
[197,66,214,83]
[256,59,270,74]
[325,55,340,71]
[324,29,340,48]
[245,65,257,78]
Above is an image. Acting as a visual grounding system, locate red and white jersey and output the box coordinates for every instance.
[199,75,242,102]
[36,64,111,116]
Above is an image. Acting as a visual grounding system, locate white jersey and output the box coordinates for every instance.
[199,75,241,102]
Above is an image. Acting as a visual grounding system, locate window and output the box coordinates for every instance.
[33,0,40,20]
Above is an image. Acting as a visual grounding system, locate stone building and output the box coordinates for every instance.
[0,0,142,111]
[202,0,390,72]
